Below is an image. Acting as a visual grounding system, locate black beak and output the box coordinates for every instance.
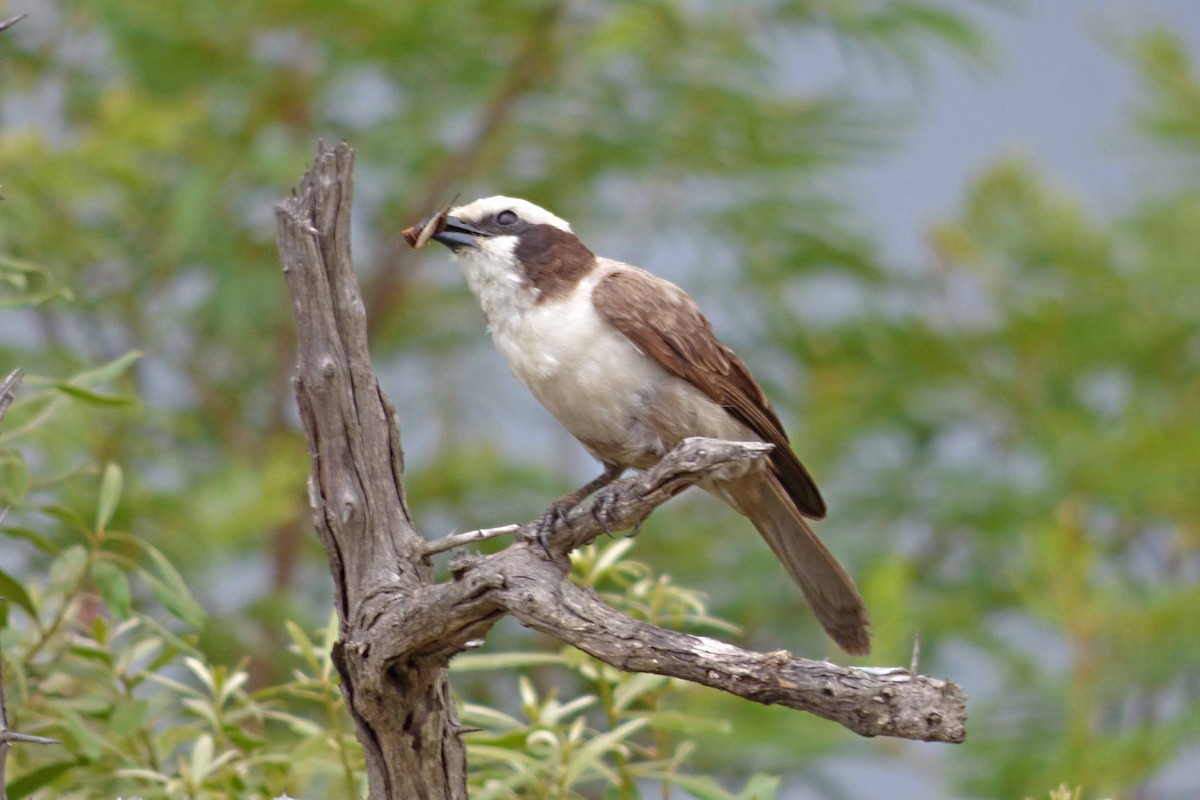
[433,215,490,250]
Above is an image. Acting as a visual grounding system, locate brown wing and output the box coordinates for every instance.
[593,267,827,519]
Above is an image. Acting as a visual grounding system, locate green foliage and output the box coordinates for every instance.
[1027,785,1112,800]
[0,360,359,796]
[455,539,775,799]
[1132,29,1200,155]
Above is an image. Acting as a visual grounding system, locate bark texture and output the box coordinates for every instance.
[276,142,967,798]
[277,145,467,799]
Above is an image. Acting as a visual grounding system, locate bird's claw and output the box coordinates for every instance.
[535,478,629,554]
[624,520,643,539]
[591,493,619,538]
[535,502,574,557]
[536,526,552,557]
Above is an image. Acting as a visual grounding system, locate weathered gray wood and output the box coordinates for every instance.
[276,142,967,798]
[276,143,467,800]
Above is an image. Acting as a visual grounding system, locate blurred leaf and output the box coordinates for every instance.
[111,697,151,738]
[6,761,77,800]
[283,619,319,673]
[0,449,30,506]
[564,717,649,785]
[0,567,37,617]
[56,708,103,761]
[96,461,124,532]
[92,558,133,619]
[47,545,88,594]
[54,383,138,408]
[190,733,214,783]
[145,568,206,627]
[64,351,143,388]
[0,252,73,309]
[0,525,60,553]
[1133,29,1200,153]
[108,532,206,626]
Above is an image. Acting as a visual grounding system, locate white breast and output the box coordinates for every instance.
[488,272,668,463]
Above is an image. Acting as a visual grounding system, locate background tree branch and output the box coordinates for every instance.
[276,141,966,796]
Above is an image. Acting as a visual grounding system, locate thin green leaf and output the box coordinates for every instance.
[95,462,123,532]
[0,252,50,275]
[284,619,320,672]
[184,656,218,696]
[107,532,206,626]
[6,761,76,800]
[0,525,61,553]
[735,773,782,800]
[54,383,137,408]
[110,698,151,738]
[56,708,102,760]
[564,717,650,785]
[0,568,37,617]
[47,545,88,594]
[648,772,737,800]
[0,450,30,506]
[64,351,143,388]
[190,733,214,782]
[91,559,133,619]
[459,703,527,732]
[0,286,74,310]
[612,672,672,711]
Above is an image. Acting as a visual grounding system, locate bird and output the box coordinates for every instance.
[409,196,870,656]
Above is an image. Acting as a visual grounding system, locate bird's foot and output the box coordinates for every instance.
[535,501,573,557]
[534,464,626,556]
[591,491,620,538]
[624,520,644,539]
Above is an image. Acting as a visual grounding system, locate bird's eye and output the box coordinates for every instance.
[496,210,519,227]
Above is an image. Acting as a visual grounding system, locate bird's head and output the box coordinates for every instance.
[415,196,595,305]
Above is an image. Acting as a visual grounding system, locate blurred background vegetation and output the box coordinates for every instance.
[1,0,1198,797]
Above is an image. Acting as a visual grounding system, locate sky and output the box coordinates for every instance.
[842,0,1200,270]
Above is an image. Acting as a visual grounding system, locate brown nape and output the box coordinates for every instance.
[515,224,595,302]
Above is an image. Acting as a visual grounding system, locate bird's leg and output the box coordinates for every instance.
[536,462,625,555]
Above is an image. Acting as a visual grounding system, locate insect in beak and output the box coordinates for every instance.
[402,195,459,250]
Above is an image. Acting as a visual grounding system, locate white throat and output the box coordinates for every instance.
[450,237,537,332]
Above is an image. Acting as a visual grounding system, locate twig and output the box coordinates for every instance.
[0,15,25,33]
[0,731,57,747]
[423,524,521,557]
[0,369,19,534]
[0,652,60,800]
[0,370,21,422]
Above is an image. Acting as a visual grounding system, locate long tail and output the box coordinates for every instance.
[713,474,871,656]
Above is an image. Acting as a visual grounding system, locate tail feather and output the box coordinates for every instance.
[712,475,870,656]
